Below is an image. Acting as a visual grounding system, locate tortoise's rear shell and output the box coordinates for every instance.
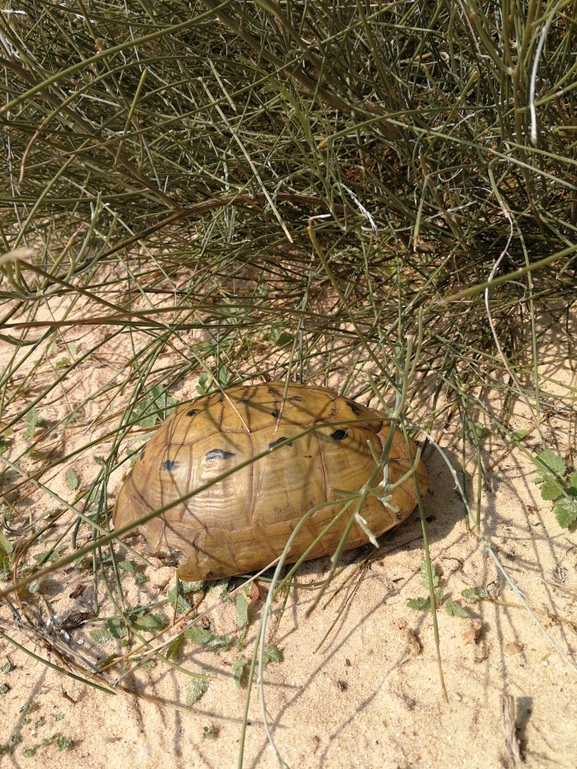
[113,382,427,580]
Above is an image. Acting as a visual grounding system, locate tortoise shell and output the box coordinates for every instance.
[113,382,427,580]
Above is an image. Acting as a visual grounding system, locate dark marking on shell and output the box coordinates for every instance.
[331,429,348,441]
[186,408,199,417]
[270,408,280,419]
[139,449,146,461]
[346,400,362,416]
[289,395,302,402]
[268,436,292,450]
[162,459,179,471]
[205,449,236,461]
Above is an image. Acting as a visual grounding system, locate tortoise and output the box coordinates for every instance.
[113,381,428,580]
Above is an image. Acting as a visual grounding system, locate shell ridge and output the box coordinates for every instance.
[254,519,285,566]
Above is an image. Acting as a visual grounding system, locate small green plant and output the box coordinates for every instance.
[232,658,249,688]
[54,734,72,751]
[89,629,112,646]
[202,725,220,739]
[465,421,491,443]
[25,408,39,439]
[185,678,209,706]
[461,587,487,604]
[407,561,470,617]
[262,645,283,664]
[118,559,137,573]
[168,581,197,615]
[184,626,231,652]
[133,385,178,427]
[534,448,577,529]
[236,594,249,629]
[232,645,283,689]
[165,635,185,660]
[65,469,79,490]
[0,531,13,577]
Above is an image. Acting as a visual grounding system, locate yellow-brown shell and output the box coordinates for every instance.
[113,382,427,580]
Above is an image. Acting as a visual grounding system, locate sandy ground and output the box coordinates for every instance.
[1,312,576,769]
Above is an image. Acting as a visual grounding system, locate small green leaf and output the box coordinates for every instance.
[537,449,566,477]
[184,626,230,651]
[133,385,178,428]
[32,549,63,564]
[166,635,184,660]
[445,598,470,617]
[56,735,72,750]
[217,579,231,597]
[62,410,79,427]
[236,594,249,629]
[512,429,529,441]
[184,627,214,645]
[263,646,283,663]
[168,586,190,615]
[268,327,293,347]
[232,658,249,688]
[0,684,9,695]
[133,614,164,631]
[276,332,293,347]
[554,498,577,528]
[0,532,13,555]
[127,606,146,622]
[25,408,38,440]
[106,618,126,639]
[473,422,490,440]
[569,473,577,490]
[407,597,430,611]
[118,560,137,573]
[180,580,206,594]
[465,421,490,444]
[65,469,79,490]
[202,725,219,739]
[216,364,231,387]
[185,678,209,705]
[420,560,439,589]
[461,587,486,604]
[540,477,564,501]
[196,374,211,396]
[89,629,111,646]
